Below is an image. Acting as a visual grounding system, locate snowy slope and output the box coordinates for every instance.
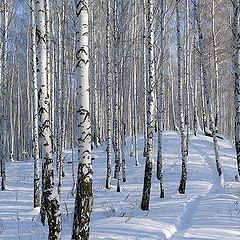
[0,131,239,239]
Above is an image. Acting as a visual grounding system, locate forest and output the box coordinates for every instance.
[0,0,239,239]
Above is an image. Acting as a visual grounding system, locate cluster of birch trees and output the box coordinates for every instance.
[0,0,239,239]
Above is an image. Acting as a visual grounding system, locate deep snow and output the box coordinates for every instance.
[0,131,239,239]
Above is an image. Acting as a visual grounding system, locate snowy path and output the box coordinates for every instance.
[169,135,240,240]
[0,132,239,239]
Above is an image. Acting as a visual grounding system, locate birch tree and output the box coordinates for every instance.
[156,0,165,198]
[211,0,220,131]
[194,0,223,181]
[184,0,190,144]
[142,0,148,158]
[141,0,155,211]
[30,0,40,208]
[112,0,121,192]
[233,0,240,176]
[72,0,93,239]
[105,0,112,189]
[58,0,67,195]
[0,0,8,191]
[192,17,199,137]
[35,0,61,238]
[132,0,139,167]
[176,0,188,194]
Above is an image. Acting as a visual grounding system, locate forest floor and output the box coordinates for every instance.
[0,131,239,239]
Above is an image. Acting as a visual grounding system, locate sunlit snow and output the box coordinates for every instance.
[0,131,239,239]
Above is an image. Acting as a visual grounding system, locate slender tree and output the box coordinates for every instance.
[156,0,165,198]
[141,0,155,211]
[142,0,148,158]
[192,25,199,136]
[0,0,8,191]
[72,0,93,239]
[112,0,122,192]
[211,0,220,131]
[105,0,112,189]
[184,0,190,144]
[58,0,67,195]
[30,0,40,208]
[176,0,188,194]
[233,0,240,176]
[132,0,139,167]
[194,0,223,180]
[35,0,62,238]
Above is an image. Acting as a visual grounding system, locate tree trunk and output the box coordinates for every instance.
[0,0,8,191]
[112,0,121,192]
[72,1,93,239]
[56,11,62,171]
[141,0,155,211]
[157,0,165,199]
[30,0,40,208]
[35,0,62,238]
[58,0,67,196]
[142,0,148,158]
[233,0,240,176]
[194,0,223,180]
[176,0,188,194]
[211,0,220,131]
[184,0,190,145]
[105,0,112,190]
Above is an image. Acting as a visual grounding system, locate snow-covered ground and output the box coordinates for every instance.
[0,131,239,239]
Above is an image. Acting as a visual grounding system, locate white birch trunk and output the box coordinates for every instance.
[113,0,121,192]
[142,0,148,158]
[192,25,199,136]
[30,0,40,208]
[176,0,188,194]
[184,0,190,145]
[168,35,177,131]
[0,0,8,191]
[91,15,100,147]
[105,0,112,189]
[35,0,62,238]
[233,0,240,176]
[56,11,62,171]
[58,0,66,195]
[211,0,220,131]
[141,0,155,211]
[72,1,93,239]
[132,4,139,166]
[50,11,56,153]
[9,59,14,161]
[45,0,50,97]
[70,84,76,195]
[194,0,223,181]
[157,0,165,198]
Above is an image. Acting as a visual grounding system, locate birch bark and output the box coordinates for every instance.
[211,0,220,131]
[112,0,121,192]
[176,0,188,194]
[105,0,112,189]
[0,0,8,191]
[72,0,93,239]
[233,0,240,176]
[141,0,155,211]
[35,0,62,238]
[157,0,165,198]
[30,0,40,208]
[58,0,67,195]
[194,0,223,180]
[142,0,148,158]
